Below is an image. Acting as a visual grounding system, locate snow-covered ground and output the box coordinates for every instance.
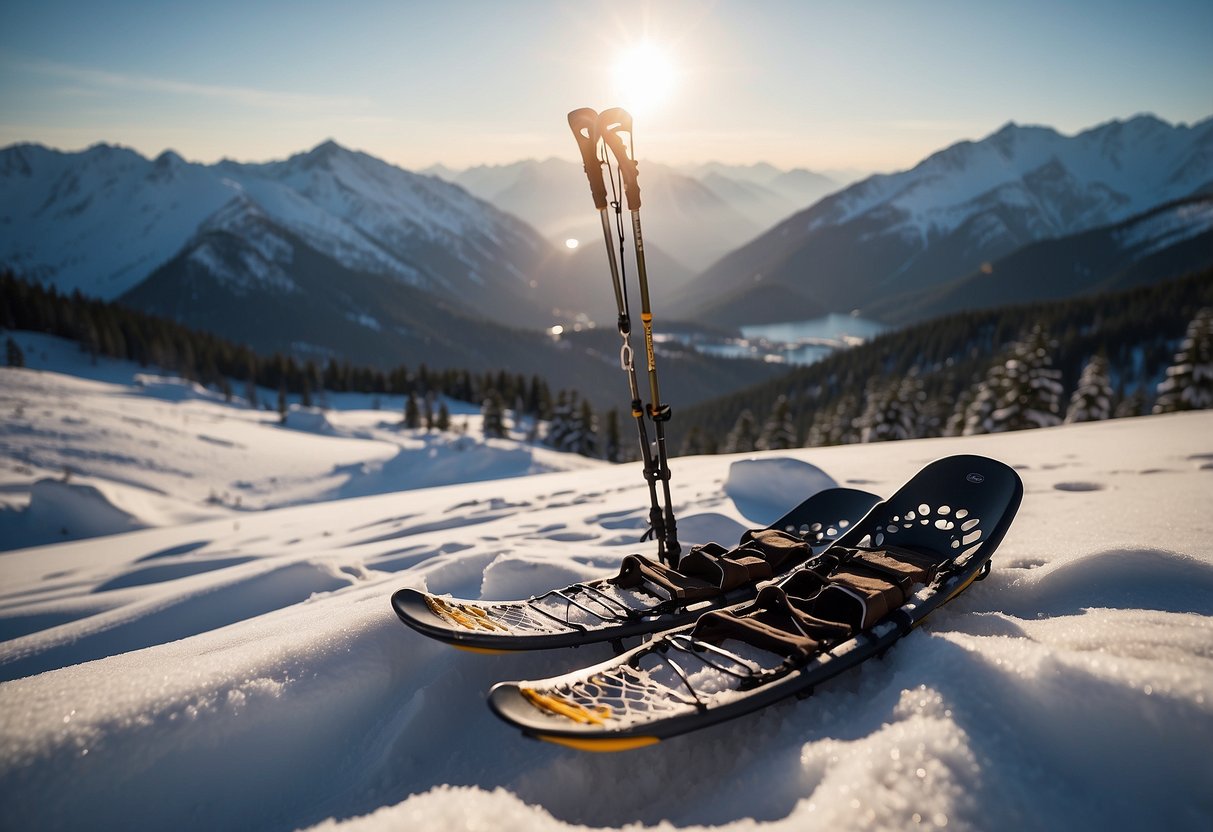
[1,335,1211,831]
[0,332,603,551]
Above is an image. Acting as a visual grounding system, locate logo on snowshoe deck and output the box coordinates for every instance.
[966,473,985,484]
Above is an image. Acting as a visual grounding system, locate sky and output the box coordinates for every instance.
[1,0,1211,174]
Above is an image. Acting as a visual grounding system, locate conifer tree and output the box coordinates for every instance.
[603,408,622,462]
[1114,386,1146,419]
[858,376,920,442]
[277,384,288,424]
[482,391,506,439]
[404,391,421,429]
[545,391,573,451]
[1154,307,1213,413]
[757,395,798,450]
[1065,354,1114,423]
[569,398,598,457]
[807,393,858,447]
[988,327,1064,432]
[424,392,437,431]
[5,336,24,368]
[436,401,451,432]
[723,409,757,453]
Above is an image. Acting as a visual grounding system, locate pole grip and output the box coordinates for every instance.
[597,108,641,210]
[567,108,608,210]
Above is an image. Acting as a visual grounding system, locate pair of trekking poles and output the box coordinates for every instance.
[567,108,679,569]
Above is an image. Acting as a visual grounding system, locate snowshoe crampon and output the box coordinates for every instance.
[488,454,1023,751]
[391,487,881,652]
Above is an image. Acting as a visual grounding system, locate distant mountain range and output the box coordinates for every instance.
[425,158,845,273]
[3,113,1211,397]
[679,114,1213,325]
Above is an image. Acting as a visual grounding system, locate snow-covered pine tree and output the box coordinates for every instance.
[987,326,1064,432]
[757,395,798,450]
[1154,307,1213,413]
[963,357,1009,436]
[723,409,757,453]
[404,391,421,429]
[807,393,859,447]
[545,391,573,450]
[1065,354,1114,423]
[858,375,920,442]
[481,391,505,439]
[563,397,598,457]
[1114,386,1146,419]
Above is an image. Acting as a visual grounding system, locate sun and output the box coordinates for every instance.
[612,42,677,118]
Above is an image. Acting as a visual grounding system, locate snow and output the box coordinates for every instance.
[0,140,531,302]
[820,116,1213,241]
[1,338,1212,831]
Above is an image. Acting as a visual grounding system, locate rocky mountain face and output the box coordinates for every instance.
[676,115,1213,325]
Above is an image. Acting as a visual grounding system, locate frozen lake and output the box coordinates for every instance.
[667,313,887,365]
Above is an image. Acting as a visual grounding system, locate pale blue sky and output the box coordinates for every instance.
[1,0,1210,171]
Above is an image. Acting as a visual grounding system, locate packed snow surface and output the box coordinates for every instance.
[1,340,1212,831]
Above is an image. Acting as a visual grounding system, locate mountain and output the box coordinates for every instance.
[680,114,1213,325]
[685,161,844,228]
[866,194,1213,325]
[433,157,795,275]
[1,141,787,405]
[0,140,553,327]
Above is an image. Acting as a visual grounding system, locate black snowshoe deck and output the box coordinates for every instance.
[391,487,881,652]
[488,455,1023,750]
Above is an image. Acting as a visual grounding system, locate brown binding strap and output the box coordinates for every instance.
[688,546,948,660]
[611,529,811,602]
[693,585,852,662]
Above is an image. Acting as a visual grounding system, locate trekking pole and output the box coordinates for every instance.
[567,108,675,567]
[597,107,679,565]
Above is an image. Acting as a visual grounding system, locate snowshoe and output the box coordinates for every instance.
[488,454,1023,750]
[391,487,882,653]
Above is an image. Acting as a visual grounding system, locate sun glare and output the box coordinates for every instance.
[612,43,677,118]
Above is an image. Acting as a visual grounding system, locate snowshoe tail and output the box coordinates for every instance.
[488,454,1023,749]
[391,487,882,652]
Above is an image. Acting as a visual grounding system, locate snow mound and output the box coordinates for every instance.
[724,457,838,524]
[24,478,145,542]
[284,407,336,434]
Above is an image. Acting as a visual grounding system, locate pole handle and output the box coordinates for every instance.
[597,107,641,210]
[567,108,608,211]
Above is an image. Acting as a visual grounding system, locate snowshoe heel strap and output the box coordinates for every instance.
[612,555,720,603]
[690,585,853,662]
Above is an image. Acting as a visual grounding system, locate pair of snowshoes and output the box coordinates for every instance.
[392,454,1023,750]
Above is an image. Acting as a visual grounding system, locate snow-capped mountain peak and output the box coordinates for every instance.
[0,140,556,325]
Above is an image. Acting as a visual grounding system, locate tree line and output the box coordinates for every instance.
[1,270,564,425]
[676,268,1213,454]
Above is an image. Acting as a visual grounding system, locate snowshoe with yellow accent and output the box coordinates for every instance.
[488,455,1022,749]
[391,487,881,652]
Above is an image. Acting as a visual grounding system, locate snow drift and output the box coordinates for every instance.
[1,344,1211,831]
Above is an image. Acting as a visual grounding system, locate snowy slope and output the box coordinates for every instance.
[0,332,603,551]
[1,351,1211,830]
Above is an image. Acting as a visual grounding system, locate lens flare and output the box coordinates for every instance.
[612,43,676,117]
